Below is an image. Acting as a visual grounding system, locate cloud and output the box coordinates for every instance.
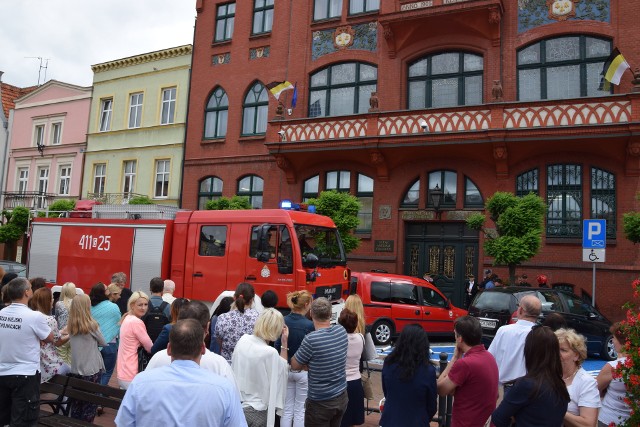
[1,0,195,87]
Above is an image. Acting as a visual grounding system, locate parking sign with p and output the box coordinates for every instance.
[583,219,606,262]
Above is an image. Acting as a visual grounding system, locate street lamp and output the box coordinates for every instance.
[430,184,444,218]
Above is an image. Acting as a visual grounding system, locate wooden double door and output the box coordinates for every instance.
[404,222,479,308]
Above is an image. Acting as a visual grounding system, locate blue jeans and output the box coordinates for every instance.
[100,342,118,386]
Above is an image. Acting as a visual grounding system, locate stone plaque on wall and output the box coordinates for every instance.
[401,210,435,221]
[379,205,391,220]
[374,240,394,252]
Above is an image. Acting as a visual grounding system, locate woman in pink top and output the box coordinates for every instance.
[116,291,152,389]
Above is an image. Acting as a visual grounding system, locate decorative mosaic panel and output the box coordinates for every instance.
[518,0,610,33]
[312,22,377,61]
[249,46,270,60]
[211,53,231,66]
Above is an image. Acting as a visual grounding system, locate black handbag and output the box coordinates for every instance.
[137,347,151,372]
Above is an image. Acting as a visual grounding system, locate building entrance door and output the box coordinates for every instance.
[404,222,479,308]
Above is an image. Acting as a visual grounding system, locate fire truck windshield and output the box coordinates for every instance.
[294,224,346,267]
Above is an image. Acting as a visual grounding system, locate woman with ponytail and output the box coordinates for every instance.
[215,282,259,362]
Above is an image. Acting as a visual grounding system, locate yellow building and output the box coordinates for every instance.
[83,45,192,206]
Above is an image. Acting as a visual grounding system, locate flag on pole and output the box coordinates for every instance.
[599,48,630,91]
[267,81,294,100]
[291,83,298,109]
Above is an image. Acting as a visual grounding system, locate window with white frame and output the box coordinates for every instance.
[314,0,342,20]
[51,122,62,145]
[155,159,170,198]
[17,168,29,193]
[161,88,176,125]
[129,93,144,128]
[93,163,106,195]
[34,124,45,148]
[37,167,49,208]
[58,166,71,195]
[123,160,137,194]
[99,99,112,132]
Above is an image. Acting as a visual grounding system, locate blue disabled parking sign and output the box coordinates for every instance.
[583,220,606,263]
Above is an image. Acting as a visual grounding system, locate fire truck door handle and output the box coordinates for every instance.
[245,275,256,281]
[193,272,203,277]
[423,311,430,315]
[415,309,420,315]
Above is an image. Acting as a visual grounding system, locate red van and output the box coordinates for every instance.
[351,271,467,345]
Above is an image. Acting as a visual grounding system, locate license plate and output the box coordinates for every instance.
[479,319,497,329]
[316,284,342,301]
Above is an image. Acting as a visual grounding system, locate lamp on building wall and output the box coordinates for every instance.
[36,141,45,157]
[430,184,444,219]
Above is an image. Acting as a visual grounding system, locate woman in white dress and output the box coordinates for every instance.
[555,328,600,427]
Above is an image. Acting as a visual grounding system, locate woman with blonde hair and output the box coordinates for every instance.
[54,282,77,364]
[67,294,106,422]
[276,290,314,427]
[555,328,600,427]
[106,284,121,303]
[30,287,70,382]
[116,291,153,389]
[344,294,366,335]
[233,308,289,427]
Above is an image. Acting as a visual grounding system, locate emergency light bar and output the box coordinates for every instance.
[280,199,316,213]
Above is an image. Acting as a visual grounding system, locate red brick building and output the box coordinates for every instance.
[182,0,640,319]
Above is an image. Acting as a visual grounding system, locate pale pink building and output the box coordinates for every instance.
[3,80,92,210]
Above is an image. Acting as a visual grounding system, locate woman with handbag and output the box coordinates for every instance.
[116,291,153,389]
[345,294,377,361]
[275,290,314,427]
[67,294,106,422]
[338,308,365,427]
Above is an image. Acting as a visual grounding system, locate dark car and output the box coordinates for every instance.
[468,286,615,360]
[0,260,27,277]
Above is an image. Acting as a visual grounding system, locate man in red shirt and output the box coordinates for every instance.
[437,316,499,427]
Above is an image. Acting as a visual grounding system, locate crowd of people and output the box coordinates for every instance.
[0,270,633,427]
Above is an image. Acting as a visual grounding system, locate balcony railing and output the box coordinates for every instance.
[276,94,638,143]
[86,193,147,204]
[2,192,72,210]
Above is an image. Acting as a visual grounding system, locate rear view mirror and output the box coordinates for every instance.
[303,253,319,269]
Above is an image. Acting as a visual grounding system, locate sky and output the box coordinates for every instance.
[1,0,196,88]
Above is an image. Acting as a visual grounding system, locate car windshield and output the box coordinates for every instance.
[294,224,346,267]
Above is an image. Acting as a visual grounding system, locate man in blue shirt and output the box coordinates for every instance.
[116,318,246,427]
[291,297,348,427]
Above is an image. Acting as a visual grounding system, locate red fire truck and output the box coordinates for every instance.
[26,206,349,307]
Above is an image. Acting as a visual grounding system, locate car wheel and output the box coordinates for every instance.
[601,335,617,361]
[372,320,393,346]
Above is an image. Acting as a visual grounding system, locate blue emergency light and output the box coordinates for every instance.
[280,199,316,213]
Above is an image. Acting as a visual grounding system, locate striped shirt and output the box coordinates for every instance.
[294,324,348,401]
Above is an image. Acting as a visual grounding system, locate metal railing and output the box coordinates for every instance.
[2,192,71,210]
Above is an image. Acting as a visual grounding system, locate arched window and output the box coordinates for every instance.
[401,179,420,208]
[591,167,616,237]
[547,164,582,237]
[309,62,377,118]
[516,169,539,197]
[428,171,457,208]
[242,82,268,135]
[238,175,264,208]
[302,175,319,201]
[204,87,228,139]
[517,36,611,101]
[408,52,483,109]
[464,177,483,207]
[326,170,351,192]
[198,176,223,209]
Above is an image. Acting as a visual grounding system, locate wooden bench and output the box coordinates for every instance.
[39,374,125,426]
